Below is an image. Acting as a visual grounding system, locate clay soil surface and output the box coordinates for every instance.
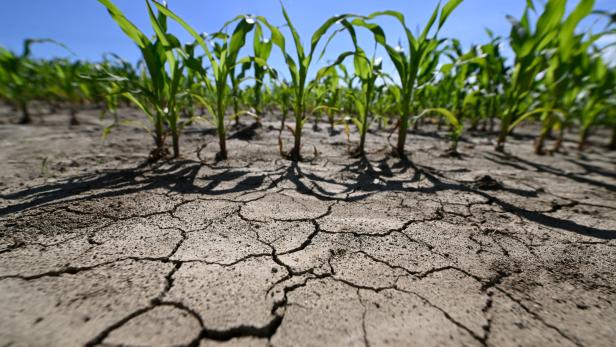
[1,109,615,347]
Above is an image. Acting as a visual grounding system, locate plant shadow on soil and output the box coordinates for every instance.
[1,154,614,241]
[484,152,616,193]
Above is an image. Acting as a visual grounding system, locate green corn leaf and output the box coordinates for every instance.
[310,14,348,57]
[560,0,594,59]
[145,0,176,69]
[508,107,562,131]
[439,0,464,30]
[280,2,305,61]
[227,17,255,65]
[151,0,217,72]
[535,0,566,37]
[428,107,461,130]
[123,92,154,121]
[421,4,441,42]
[98,0,150,48]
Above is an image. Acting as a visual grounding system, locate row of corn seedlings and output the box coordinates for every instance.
[1,0,614,160]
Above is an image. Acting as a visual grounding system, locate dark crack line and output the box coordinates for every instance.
[84,305,156,347]
[195,316,283,343]
[0,260,119,281]
[356,289,371,347]
[394,286,486,345]
[277,203,335,256]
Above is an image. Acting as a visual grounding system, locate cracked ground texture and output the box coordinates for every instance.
[1,109,615,347]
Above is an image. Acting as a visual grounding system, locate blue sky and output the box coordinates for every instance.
[1,0,614,76]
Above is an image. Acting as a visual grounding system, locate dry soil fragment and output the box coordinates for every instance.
[172,199,240,231]
[171,215,270,264]
[277,232,361,274]
[319,200,411,235]
[331,251,405,289]
[164,257,287,331]
[487,290,578,347]
[0,260,172,347]
[253,220,316,254]
[360,230,451,274]
[360,288,480,346]
[397,269,488,339]
[498,270,616,347]
[67,189,182,219]
[241,191,330,221]
[85,217,183,264]
[271,279,365,347]
[103,305,202,347]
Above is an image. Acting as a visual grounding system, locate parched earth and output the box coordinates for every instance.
[1,109,615,347]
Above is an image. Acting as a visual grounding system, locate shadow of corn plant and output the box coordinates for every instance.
[1,156,615,240]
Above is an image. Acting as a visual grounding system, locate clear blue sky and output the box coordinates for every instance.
[1,0,614,74]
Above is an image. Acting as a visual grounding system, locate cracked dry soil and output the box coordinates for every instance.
[1,109,615,347]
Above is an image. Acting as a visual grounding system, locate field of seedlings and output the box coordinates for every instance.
[1,0,615,346]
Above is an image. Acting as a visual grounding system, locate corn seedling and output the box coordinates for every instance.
[319,20,390,155]
[538,2,611,153]
[249,23,276,127]
[3,0,613,160]
[0,39,69,124]
[351,0,463,157]
[309,65,343,133]
[496,0,596,152]
[575,51,614,150]
[263,5,350,160]
[99,0,188,159]
[272,79,292,136]
[229,59,251,127]
[153,1,257,160]
[48,59,88,125]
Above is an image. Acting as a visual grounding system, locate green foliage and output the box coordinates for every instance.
[2,0,614,162]
[153,1,257,159]
[350,0,464,157]
[262,5,350,160]
[496,0,598,151]
[98,0,188,159]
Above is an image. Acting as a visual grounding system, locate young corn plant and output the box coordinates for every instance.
[306,78,328,131]
[576,51,614,150]
[351,0,463,158]
[229,60,250,127]
[48,59,88,126]
[308,65,343,133]
[272,79,293,136]
[373,84,399,130]
[322,66,343,133]
[0,46,35,124]
[496,0,596,152]
[99,0,189,160]
[153,2,257,160]
[446,41,490,132]
[98,54,138,126]
[263,5,350,160]
[319,23,388,155]
[249,23,275,127]
[423,43,483,156]
[474,34,507,133]
[534,0,607,154]
[0,39,67,124]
